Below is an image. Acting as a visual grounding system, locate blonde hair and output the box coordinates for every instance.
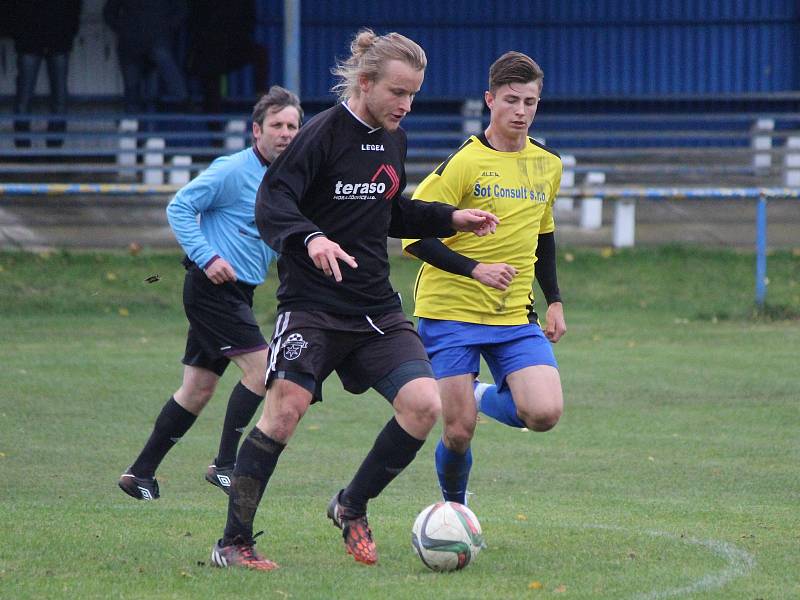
[331,28,427,102]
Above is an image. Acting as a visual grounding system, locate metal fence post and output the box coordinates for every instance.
[169,155,192,186]
[461,99,483,135]
[580,171,605,229]
[755,195,767,308]
[225,120,247,152]
[784,136,800,187]
[613,198,636,248]
[117,118,138,178]
[557,154,576,211]
[143,137,165,185]
[751,118,774,171]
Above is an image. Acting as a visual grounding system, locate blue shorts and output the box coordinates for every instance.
[417,318,558,391]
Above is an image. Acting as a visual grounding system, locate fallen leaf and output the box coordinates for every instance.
[128,242,142,256]
[564,252,575,262]
[118,307,130,317]
[648,456,655,462]
[600,247,613,258]
[554,584,567,593]
[106,272,118,281]
[528,581,543,590]
[307,424,320,431]
[516,514,528,521]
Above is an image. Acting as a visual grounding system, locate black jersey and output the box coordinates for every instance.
[255,103,456,315]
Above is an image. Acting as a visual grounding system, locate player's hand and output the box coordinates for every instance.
[204,257,237,284]
[471,262,518,291]
[543,302,566,343]
[307,235,358,282]
[451,209,499,237]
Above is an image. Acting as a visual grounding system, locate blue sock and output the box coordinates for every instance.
[435,439,472,504]
[479,384,526,428]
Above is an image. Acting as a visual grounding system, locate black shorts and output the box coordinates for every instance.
[181,262,268,376]
[266,310,433,403]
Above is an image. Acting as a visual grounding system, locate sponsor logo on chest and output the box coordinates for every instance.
[473,180,548,203]
[361,143,384,151]
[333,163,401,201]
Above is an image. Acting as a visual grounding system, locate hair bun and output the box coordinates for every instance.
[352,28,377,57]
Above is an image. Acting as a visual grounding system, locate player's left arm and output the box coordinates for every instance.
[535,231,565,342]
[537,164,566,342]
[405,239,517,291]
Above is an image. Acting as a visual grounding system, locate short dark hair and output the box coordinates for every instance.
[488,51,544,93]
[251,85,303,126]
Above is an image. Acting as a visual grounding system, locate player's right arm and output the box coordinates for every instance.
[166,155,237,282]
[254,118,357,282]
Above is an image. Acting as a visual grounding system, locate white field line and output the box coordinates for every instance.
[583,524,755,599]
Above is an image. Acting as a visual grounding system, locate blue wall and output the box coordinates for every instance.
[227,0,799,100]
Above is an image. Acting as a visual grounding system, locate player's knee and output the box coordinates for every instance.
[177,382,216,412]
[518,405,562,432]
[443,423,474,453]
[410,393,442,429]
[241,371,267,396]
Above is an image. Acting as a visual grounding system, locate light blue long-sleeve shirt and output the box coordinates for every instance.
[166,147,277,285]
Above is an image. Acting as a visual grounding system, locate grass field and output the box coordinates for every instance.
[0,246,798,599]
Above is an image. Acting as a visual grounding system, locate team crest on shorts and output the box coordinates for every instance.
[282,333,308,360]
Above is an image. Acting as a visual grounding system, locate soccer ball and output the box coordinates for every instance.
[411,501,484,571]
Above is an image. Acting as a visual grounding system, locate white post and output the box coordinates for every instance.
[169,155,192,186]
[461,99,483,135]
[557,154,576,211]
[225,119,247,152]
[580,171,605,229]
[143,137,165,185]
[784,136,800,187]
[613,200,636,248]
[117,118,138,178]
[751,118,774,170]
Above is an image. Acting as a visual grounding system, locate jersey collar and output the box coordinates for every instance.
[252,145,270,167]
[342,101,382,134]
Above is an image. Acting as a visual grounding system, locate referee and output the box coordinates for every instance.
[118,86,302,501]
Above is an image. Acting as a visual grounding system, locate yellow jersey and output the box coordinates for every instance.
[403,133,562,325]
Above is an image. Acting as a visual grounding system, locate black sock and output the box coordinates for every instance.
[131,397,197,478]
[223,427,285,544]
[215,382,264,468]
[341,417,425,516]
